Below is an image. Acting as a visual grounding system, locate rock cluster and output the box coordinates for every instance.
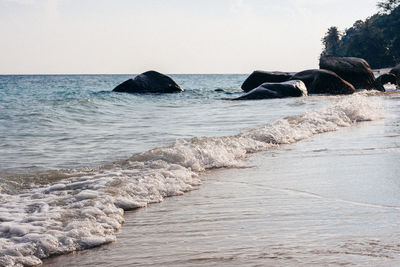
[112,57,398,100]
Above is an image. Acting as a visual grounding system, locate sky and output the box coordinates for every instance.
[0,0,379,74]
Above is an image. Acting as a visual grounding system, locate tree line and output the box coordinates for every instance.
[321,0,400,68]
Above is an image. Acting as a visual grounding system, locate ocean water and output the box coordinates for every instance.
[0,74,399,266]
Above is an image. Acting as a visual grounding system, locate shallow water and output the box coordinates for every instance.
[2,74,316,174]
[0,74,399,266]
[43,110,400,266]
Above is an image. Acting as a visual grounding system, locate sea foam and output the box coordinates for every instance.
[0,95,384,266]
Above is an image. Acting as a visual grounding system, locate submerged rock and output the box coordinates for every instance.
[113,71,183,94]
[241,70,292,92]
[290,69,355,95]
[390,64,400,86]
[319,56,383,91]
[376,73,397,86]
[233,80,307,100]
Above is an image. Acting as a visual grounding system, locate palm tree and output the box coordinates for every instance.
[321,27,341,56]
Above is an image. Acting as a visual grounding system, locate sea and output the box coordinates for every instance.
[0,74,399,266]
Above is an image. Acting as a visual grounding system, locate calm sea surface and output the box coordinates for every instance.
[0,74,399,266]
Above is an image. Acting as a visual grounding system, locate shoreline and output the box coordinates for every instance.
[0,90,398,266]
[42,111,400,266]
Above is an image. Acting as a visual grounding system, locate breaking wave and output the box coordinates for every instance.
[0,95,384,266]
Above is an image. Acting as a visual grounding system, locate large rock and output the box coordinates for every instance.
[319,56,383,91]
[241,71,292,92]
[233,80,307,100]
[390,64,400,85]
[113,71,183,93]
[376,73,397,86]
[290,69,355,95]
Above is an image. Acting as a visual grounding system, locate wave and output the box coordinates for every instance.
[0,95,384,266]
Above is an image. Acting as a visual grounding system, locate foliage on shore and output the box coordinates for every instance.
[321,0,400,68]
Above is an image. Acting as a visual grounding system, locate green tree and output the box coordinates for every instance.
[377,0,400,13]
[321,26,341,56]
[320,2,400,68]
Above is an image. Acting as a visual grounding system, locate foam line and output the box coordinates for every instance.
[0,95,384,266]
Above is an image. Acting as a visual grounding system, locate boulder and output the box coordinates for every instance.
[289,69,355,95]
[241,70,292,92]
[319,56,383,91]
[375,73,397,86]
[390,64,400,85]
[233,80,307,100]
[113,71,183,93]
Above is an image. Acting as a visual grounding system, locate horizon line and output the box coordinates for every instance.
[0,73,253,76]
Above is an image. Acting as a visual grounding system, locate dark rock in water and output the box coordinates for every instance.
[233,80,307,100]
[214,89,225,92]
[290,69,355,95]
[241,70,292,92]
[390,64,400,85]
[113,71,183,93]
[376,73,397,86]
[319,56,383,91]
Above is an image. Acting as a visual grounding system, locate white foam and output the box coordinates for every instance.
[0,94,385,266]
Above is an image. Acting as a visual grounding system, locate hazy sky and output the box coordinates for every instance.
[0,0,379,74]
